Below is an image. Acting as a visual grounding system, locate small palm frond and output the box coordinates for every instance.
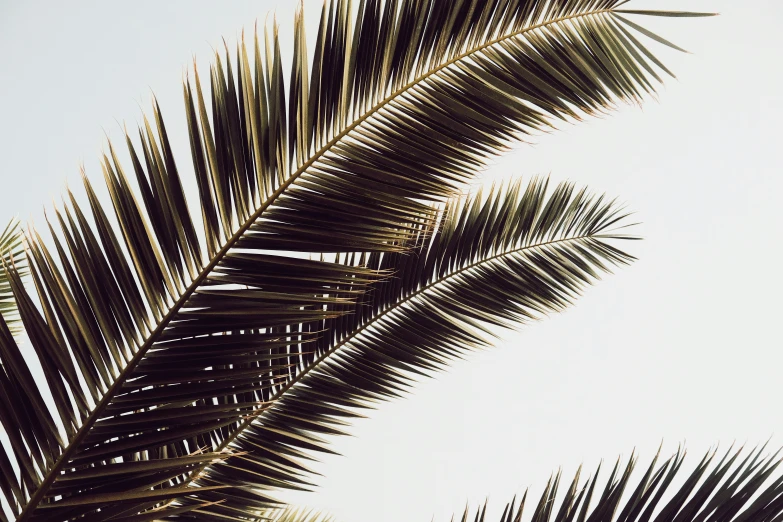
[0,1,711,520]
[0,218,27,339]
[451,443,783,522]
[178,175,638,518]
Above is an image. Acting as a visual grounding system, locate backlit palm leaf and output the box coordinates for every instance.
[0,1,709,520]
[178,176,639,518]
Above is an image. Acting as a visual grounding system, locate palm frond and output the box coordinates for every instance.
[179,175,639,518]
[0,252,377,521]
[0,1,710,520]
[450,443,783,522]
[0,218,28,339]
[178,0,703,256]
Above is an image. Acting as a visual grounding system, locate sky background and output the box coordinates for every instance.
[1,1,782,521]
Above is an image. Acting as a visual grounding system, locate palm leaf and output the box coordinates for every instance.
[0,1,709,520]
[175,176,639,519]
[449,443,783,522]
[0,218,28,339]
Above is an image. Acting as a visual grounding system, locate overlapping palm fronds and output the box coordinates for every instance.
[0,1,712,520]
[0,219,27,339]
[180,175,638,518]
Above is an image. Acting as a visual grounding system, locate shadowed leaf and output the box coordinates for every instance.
[0,1,711,520]
[181,175,641,518]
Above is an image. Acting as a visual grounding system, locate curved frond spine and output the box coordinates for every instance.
[180,175,640,518]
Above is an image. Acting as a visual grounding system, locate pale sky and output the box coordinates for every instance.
[1,1,781,521]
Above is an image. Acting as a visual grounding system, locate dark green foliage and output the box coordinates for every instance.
[0,2,722,521]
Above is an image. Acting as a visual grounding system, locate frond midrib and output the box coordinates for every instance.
[20,8,615,518]
[186,231,612,489]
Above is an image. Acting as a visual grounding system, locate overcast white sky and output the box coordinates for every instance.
[1,1,782,521]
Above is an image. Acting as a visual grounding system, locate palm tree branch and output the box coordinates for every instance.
[175,231,625,496]
[0,1,712,519]
[158,4,711,502]
[174,176,640,518]
[13,150,357,521]
[9,242,376,520]
[282,8,613,188]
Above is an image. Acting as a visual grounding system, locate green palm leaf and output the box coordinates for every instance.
[0,1,709,520]
[178,176,638,518]
[0,218,27,339]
